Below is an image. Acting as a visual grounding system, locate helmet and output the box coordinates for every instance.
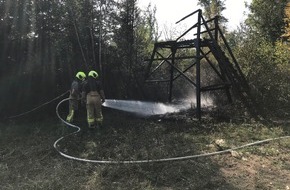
[76,71,86,81]
[88,70,98,79]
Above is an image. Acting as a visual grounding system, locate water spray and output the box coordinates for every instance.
[101,95,214,117]
[102,99,191,116]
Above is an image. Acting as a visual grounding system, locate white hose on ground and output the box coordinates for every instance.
[54,98,290,164]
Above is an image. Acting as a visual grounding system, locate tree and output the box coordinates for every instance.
[198,0,227,27]
[0,0,160,116]
[108,0,158,99]
[246,0,288,43]
[282,2,290,42]
[227,0,290,116]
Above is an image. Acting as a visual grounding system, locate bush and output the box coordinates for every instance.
[235,36,290,117]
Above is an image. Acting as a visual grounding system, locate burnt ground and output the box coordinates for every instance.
[1,107,290,190]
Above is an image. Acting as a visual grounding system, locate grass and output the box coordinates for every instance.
[1,108,290,190]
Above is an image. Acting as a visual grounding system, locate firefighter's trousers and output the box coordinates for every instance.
[86,91,103,128]
[66,96,79,123]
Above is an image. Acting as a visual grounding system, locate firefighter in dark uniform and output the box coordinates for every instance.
[82,70,105,128]
[66,71,86,123]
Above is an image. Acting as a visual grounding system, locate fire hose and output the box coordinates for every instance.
[54,98,290,164]
[6,90,70,120]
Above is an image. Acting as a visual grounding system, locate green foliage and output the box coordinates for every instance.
[198,0,227,27]
[105,0,158,99]
[225,0,290,117]
[0,0,159,114]
[234,35,290,116]
[246,0,288,43]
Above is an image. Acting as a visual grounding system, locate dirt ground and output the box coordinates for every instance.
[1,109,290,190]
[213,153,290,189]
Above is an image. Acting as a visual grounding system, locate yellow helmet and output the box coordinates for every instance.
[88,70,98,79]
[76,71,86,81]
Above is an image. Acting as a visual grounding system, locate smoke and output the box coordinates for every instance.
[185,93,214,108]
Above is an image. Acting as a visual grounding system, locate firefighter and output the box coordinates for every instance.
[82,70,105,128]
[66,71,87,123]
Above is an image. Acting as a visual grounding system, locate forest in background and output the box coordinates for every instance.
[1,0,290,119]
[1,1,290,189]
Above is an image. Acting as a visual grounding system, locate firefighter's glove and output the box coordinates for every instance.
[101,99,105,103]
